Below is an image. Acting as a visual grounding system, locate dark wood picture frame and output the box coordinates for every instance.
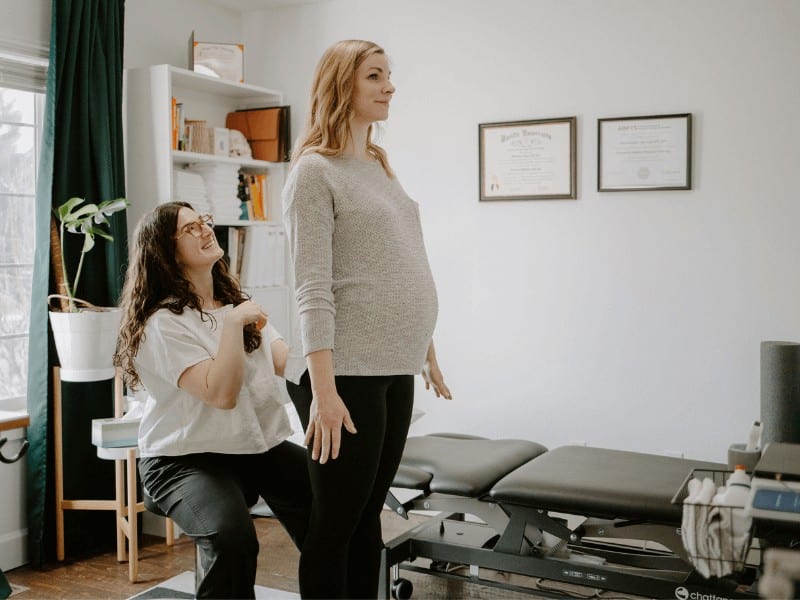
[479,116,577,201]
[597,113,692,192]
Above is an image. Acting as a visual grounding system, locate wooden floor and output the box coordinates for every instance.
[4,510,637,599]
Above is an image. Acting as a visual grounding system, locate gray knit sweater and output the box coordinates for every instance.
[282,153,438,375]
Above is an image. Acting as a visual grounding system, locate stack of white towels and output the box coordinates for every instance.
[172,169,212,215]
[186,163,242,222]
[681,469,753,578]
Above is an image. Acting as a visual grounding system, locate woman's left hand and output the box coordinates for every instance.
[422,360,452,400]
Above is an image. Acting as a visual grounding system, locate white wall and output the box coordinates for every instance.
[0,0,49,48]
[241,0,800,461]
[124,0,243,70]
[3,0,797,572]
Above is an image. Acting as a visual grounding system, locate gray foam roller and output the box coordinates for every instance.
[760,341,800,444]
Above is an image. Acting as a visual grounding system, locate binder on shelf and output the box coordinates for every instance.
[225,106,290,162]
[239,226,284,287]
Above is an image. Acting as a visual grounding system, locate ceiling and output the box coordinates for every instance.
[204,0,328,11]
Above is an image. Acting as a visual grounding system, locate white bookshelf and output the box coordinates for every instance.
[124,64,295,343]
[170,149,280,171]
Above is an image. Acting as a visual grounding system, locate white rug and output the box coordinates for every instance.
[128,571,299,599]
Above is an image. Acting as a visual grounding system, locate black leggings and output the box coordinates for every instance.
[287,372,414,599]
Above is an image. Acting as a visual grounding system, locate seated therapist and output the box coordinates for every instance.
[114,201,310,599]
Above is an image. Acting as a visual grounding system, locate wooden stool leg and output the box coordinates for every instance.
[127,448,138,583]
[165,517,175,547]
[113,370,127,564]
[53,367,65,561]
[115,459,125,562]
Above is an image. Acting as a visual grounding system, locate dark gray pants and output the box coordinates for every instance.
[139,442,311,599]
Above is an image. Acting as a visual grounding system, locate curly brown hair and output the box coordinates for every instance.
[114,201,260,389]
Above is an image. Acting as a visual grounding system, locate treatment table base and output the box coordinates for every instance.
[380,512,757,599]
[380,435,759,599]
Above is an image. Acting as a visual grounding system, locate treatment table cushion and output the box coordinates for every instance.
[400,434,548,497]
[393,464,434,490]
[490,445,724,523]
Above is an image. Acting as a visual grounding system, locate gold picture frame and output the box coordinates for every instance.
[188,31,244,83]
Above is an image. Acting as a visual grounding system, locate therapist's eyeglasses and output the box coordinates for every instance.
[175,214,214,240]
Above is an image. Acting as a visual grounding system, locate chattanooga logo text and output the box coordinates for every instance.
[674,587,730,600]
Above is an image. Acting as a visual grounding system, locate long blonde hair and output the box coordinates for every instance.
[292,39,394,177]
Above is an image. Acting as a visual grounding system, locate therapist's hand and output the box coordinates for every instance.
[227,300,268,330]
[305,389,357,463]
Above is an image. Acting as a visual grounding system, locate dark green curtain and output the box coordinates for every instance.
[26,0,127,566]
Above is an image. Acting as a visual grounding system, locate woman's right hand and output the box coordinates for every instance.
[226,300,268,329]
[179,300,266,409]
[305,389,357,463]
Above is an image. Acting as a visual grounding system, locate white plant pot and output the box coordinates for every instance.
[49,308,122,382]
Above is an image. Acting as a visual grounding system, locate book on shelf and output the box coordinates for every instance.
[170,98,188,151]
[235,227,247,276]
[247,173,269,220]
[263,174,271,219]
[176,102,185,150]
[185,119,211,154]
[243,199,255,220]
[219,226,248,280]
[225,227,246,280]
[171,96,177,150]
[239,227,285,287]
[249,175,261,219]
[226,228,238,277]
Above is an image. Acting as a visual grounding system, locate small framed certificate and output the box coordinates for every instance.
[479,117,577,201]
[598,113,692,192]
[189,31,244,83]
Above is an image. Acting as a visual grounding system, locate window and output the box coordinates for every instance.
[0,85,44,412]
[0,37,48,413]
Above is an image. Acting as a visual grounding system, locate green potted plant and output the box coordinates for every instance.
[48,196,129,382]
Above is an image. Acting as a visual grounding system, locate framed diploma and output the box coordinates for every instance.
[598,113,692,192]
[189,31,244,83]
[479,117,577,201]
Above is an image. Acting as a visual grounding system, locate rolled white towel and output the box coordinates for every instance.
[707,504,726,577]
[681,478,702,562]
[691,478,717,578]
